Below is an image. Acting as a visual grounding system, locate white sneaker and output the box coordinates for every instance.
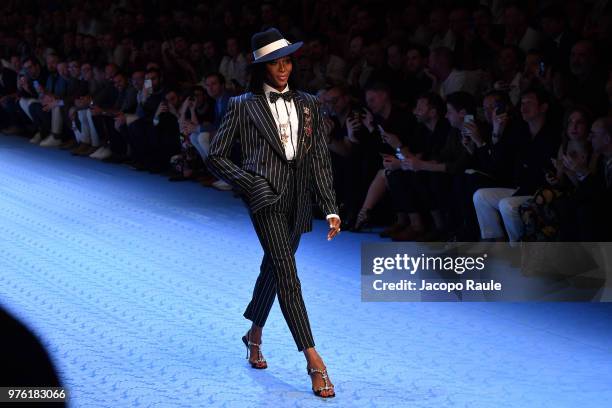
[89,146,111,160]
[98,146,112,160]
[39,134,62,147]
[212,179,233,191]
[89,146,103,159]
[29,132,42,144]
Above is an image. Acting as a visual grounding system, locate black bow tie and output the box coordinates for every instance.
[269,91,294,103]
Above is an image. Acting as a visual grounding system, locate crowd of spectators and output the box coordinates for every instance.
[1,0,611,242]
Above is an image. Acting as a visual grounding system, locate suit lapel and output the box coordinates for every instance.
[293,92,306,162]
[245,93,287,160]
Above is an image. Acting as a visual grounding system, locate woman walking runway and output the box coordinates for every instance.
[205,27,341,398]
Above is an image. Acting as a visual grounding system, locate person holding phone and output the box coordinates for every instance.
[393,92,473,241]
[349,81,416,231]
[127,68,166,171]
[450,90,522,240]
[383,92,449,240]
[473,87,561,243]
[205,28,339,398]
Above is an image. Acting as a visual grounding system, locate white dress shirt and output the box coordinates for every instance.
[263,83,299,161]
[262,83,339,224]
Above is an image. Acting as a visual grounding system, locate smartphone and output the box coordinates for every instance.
[462,114,474,138]
[144,79,153,90]
[538,61,546,77]
[33,80,40,89]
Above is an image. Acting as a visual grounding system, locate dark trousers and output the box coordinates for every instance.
[388,169,463,230]
[341,146,380,218]
[454,172,498,240]
[126,118,150,163]
[243,164,315,352]
[29,103,51,135]
[1,98,29,128]
[387,170,451,212]
[126,116,180,169]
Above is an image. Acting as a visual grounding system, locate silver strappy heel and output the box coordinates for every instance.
[241,330,267,369]
[307,366,335,398]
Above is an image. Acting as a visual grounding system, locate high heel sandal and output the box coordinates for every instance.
[307,366,335,398]
[352,207,372,232]
[241,331,267,369]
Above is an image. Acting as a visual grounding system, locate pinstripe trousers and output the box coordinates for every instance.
[243,162,315,352]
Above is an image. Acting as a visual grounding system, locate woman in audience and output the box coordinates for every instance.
[520,106,596,241]
[169,90,206,181]
[548,106,597,188]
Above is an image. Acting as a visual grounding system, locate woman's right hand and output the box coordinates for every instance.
[345,116,361,144]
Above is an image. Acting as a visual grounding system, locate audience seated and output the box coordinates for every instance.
[1,0,611,244]
[473,87,560,242]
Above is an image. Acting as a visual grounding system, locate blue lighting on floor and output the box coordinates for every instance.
[1,134,611,407]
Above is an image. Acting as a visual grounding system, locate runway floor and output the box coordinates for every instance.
[1,133,611,407]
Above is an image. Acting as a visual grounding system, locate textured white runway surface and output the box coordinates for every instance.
[1,134,611,407]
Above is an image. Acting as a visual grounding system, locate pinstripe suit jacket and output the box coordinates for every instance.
[205,91,338,234]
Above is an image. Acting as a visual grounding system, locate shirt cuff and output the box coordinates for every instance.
[326,214,340,220]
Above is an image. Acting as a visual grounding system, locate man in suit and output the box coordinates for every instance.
[205,28,340,398]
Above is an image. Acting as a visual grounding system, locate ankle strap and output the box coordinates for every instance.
[307,367,327,376]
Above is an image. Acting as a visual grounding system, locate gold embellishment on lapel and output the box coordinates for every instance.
[303,106,313,153]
